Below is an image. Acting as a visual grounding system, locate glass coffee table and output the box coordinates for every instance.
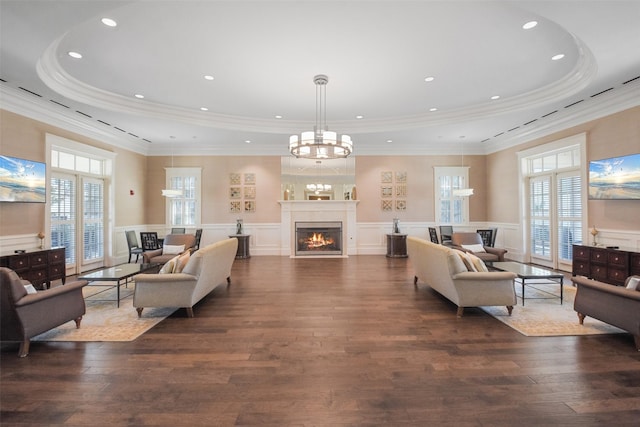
[491,261,564,305]
[79,263,160,307]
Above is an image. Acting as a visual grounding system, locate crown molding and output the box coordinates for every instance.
[37,31,597,135]
[1,85,151,156]
[483,78,640,154]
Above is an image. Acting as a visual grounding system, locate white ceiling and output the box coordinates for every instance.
[1,1,639,157]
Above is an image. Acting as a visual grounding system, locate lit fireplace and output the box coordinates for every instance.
[295,221,342,256]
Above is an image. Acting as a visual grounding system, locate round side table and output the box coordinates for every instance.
[229,234,251,259]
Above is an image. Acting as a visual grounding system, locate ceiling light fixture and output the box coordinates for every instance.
[162,138,183,198]
[289,74,352,159]
[101,18,117,27]
[452,137,474,197]
[522,21,538,30]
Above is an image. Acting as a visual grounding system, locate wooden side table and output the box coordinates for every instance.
[386,233,408,258]
[229,234,251,259]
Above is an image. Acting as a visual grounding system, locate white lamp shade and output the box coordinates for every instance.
[161,189,183,197]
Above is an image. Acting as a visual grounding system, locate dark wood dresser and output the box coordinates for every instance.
[0,247,66,290]
[572,244,640,286]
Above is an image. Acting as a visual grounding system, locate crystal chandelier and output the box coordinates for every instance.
[289,75,352,159]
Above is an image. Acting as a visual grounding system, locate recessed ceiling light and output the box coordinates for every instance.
[356,115,364,119]
[68,51,82,59]
[424,76,435,82]
[275,115,282,119]
[522,21,538,30]
[245,140,251,144]
[204,75,214,81]
[200,107,208,111]
[134,94,144,99]
[491,95,500,100]
[386,139,393,143]
[101,18,117,27]
[552,54,565,61]
[429,107,438,112]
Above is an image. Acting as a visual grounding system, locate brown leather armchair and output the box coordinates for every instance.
[1,267,87,357]
[450,232,507,262]
[142,233,196,265]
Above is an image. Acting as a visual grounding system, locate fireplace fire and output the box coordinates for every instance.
[295,221,342,256]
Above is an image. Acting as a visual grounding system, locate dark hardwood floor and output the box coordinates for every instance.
[2,256,639,426]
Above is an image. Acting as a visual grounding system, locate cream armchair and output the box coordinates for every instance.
[134,237,238,317]
[450,232,507,262]
[142,233,196,265]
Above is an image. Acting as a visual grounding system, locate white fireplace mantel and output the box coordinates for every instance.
[279,200,359,257]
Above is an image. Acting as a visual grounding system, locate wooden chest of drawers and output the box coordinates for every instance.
[0,247,66,290]
[572,244,636,286]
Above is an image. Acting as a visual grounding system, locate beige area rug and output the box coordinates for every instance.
[481,281,626,337]
[33,282,177,342]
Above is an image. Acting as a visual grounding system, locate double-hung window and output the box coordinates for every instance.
[165,168,201,227]
[434,166,470,225]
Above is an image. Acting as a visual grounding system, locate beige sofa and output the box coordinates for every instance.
[572,275,640,351]
[407,236,517,317]
[142,233,196,265]
[133,237,238,317]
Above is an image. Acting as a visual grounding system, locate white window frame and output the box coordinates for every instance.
[46,133,116,273]
[434,166,470,225]
[518,133,587,270]
[165,167,201,227]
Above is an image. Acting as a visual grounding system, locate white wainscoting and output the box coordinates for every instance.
[7,224,639,267]
[0,233,44,257]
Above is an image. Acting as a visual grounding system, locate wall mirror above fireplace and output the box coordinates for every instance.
[281,156,355,201]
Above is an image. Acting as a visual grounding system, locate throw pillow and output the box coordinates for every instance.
[625,276,640,291]
[162,244,185,255]
[23,283,38,294]
[174,251,191,273]
[461,243,486,253]
[159,255,180,274]
[181,251,202,276]
[468,253,489,272]
[454,249,477,272]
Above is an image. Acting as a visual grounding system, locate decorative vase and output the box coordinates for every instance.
[351,186,357,200]
[284,189,289,200]
[236,219,243,235]
[590,227,598,246]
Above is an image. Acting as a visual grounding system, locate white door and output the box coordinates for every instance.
[529,175,553,268]
[556,172,582,271]
[81,177,105,271]
[50,173,77,273]
[50,174,105,274]
[528,172,582,271]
